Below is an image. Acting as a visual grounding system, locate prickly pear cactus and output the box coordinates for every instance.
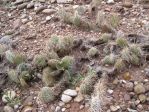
[8,69,20,83]
[42,67,56,86]
[116,37,128,48]
[33,54,47,68]
[80,69,98,95]
[38,87,55,103]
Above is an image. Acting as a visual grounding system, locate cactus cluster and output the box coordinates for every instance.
[102,53,117,65]
[38,87,55,103]
[33,54,47,68]
[5,50,25,65]
[87,47,99,58]
[47,35,74,57]
[80,69,98,95]
[114,58,125,71]
[120,45,142,65]
[116,37,128,48]
[100,33,112,43]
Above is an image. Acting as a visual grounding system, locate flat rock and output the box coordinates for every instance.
[4,106,14,112]
[61,94,72,103]
[63,89,77,97]
[42,9,56,15]
[57,0,73,4]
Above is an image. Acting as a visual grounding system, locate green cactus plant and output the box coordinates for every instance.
[16,63,32,73]
[100,33,112,43]
[57,56,74,70]
[121,47,131,62]
[42,67,56,86]
[80,69,98,95]
[130,53,140,65]
[20,71,31,81]
[38,87,55,103]
[8,69,19,83]
[5,50,25,65]
[114,58,125,71]
[96,11,106,27]
[102,53,116,65]
[46,50,59,60]
[87,47,99,58]
[48,59,60,70]
[116,37,128,48]
[129,44,142,57]
[73,11,82,27]
[108,13,120,28]
[33,54,47,68]
[0,44,7,57]
[58,8,73,24]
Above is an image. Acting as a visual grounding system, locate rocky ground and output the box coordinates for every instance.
[0,0,149,112]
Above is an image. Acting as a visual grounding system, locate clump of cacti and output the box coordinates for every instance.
[46,50,59,60]
[16,63,32,74]
[57,56,74,70]
[38,87,55,103]
[108,13,120,28]
[5,50,25,65]
[116,37,128,48]
[8,69,20,83]
[33,54,47,68]
[129,44,142,57]
[102,53,117,65]
[47,35,74,57]
[87,47,99,58]
[114,58,125,71]
[58,8,73,24]
[42,67,56,86]
[80,69,98,95]
[121,46,142,65]
[100,33,112,43]
[48,59,60,70]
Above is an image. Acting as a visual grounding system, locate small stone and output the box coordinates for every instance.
[50,105,55,111]
[137,104,143,110]
[17,3,27,10]
[74,93,84,102]
[124,94,130,101]
[79,105,84,110]
[134,83,145,94]
[57,0,73,4]
[107,0,114,4]
[4,106,14,112]
[14,0,24,5]
[145,68,149,76]
[65,104,71,108]
[135,100,140,105]
[110,105,119,111]
[63,89,77,97]
[45,16,52,21]
[125,82,134,91]
[27,2,34,9]
[22,106,33,112]
[23,96,33,106]
[143,4,149,9]
[59,101,65,107]
[14,105,19,110]
[123,0,133,8]
[138,94,146,103]
[61,94,72,103]
[35,6,45,14]
[42,9,56,15]
[55,106,61,112]
[107,89,113,94]
[62,108,66,112]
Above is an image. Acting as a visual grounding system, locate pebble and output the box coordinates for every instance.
[46,16,52,21]
[134,83,145,94]
[110,105,120,111]
[107,0,114,4]
[74,93,84,102]
[4,106,14,112]
[138,94,146,103]
[42,9,56,15]
[59,101,65,107]
[63,89,77,97]
[125,82,134,91]
[62,108,66,112]
[17,3,27,10]
[79,105,84,110]
[55,106,61,112]
[107,89,114,94]
[22,106,33,112]
[27,2,34,9]
[57,0,73,4]
[61,94,72,103]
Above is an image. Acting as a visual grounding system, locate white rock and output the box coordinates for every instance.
[59,101,65,107]
[63,89,77,97]
[55,106,61,112]
[62,108,66,112]
[4,106,14,112]
[107,89,113,94]
[46,16,52,21]
[57,0,73,4]
[42,9,56,15]
[107,0,114,4]
[61,94,72,103]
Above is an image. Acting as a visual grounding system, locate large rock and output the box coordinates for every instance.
[134,83,145,94]
[57,0,73,4]
[61,94,72,103]
[63,89,77,97]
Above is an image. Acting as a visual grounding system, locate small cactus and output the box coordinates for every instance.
[96,11,106,27]
[48,59,60,70]
[108,13,120,28]
[46,50,59,60]
[73,11,82,27]
[116,37,128,48]
[121,47,131,62]
[129,44,142,57]
[0,44,7,56]
[57,56,74,70]
[33,54,47,68]
[80,69,98,95]
[114,58,125,71]
[8,69,19,83]
[16,63,32,74]
[130,53,140,65]
[19,77,29,87]
[20,71,31,82]
[102,53,116,65]
[100,33,112,43]
[5,50,25,65]
[42,67,56,86]
[87,47,99,58]
[58,8,73,24]
[38,87,55,103]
